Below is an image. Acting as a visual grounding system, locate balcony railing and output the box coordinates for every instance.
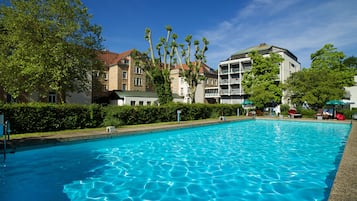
[205,92,220,98]
[231,68,240,73]
[231,89,242,95]
[219,89,229,95]
[220,69,229,74]
[230,78,241,84]
[219,79,229,85]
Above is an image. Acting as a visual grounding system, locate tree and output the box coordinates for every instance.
[242,51,283,108]
[175,35,209,103]
[135,26,209,104]
[343,56,357,70]
[135,26,174,104]
[0,0,103,103]
[285,44,355,108]
[284,68,344,108]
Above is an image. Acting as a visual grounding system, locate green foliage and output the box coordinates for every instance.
[285,44,355,108]
[135,27,175,104]
[242,51,284,108]
[0,103,103,133]
[102,103,241,127]
[136,26,209,104]
[343,56,357,70]
[339,108,357,120]
[0,0,103,102]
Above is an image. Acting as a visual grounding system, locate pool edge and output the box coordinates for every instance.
[328,121,357,201]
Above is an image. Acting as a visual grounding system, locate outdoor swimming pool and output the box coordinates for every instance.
[0,120,351,201]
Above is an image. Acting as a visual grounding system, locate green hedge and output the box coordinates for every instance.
[103,103,242,127]
[0,103,242,134]
[0,103,103,134]
[2,102,355,134]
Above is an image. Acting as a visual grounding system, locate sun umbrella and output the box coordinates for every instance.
[325,100,346,106]
[242,99,253,105]
[325,100,345,118]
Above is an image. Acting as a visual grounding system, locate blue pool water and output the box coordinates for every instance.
[0,120,351,201]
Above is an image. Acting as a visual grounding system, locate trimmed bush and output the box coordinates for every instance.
[103,103,242,127]
[0,103,103,134]
[0,103,242,134]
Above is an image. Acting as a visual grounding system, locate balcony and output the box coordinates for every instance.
[231,88,242,95]
[205,92,220,98]
[219,79,229,85]
[220,69,229,74]
[231,68,240,73]
[230,78,241,84]
[219,89,229,95]
[205,88,219,98]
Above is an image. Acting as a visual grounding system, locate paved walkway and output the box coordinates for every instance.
[1,117,356,200]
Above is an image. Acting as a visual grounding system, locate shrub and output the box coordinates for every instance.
[0,103,103,134]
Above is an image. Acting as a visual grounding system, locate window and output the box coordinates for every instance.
[122,71,127,79]
[134,77,142,86]
[130,101,135,106]
[139,101,144,105]
[103,72,108,80]
[180,87,184,96]
[122,84,126,91]
[147,101,151,105]
[134,67,142,74]
[121,59,129,64]
[102,85,108,92]
[48,92,56,103]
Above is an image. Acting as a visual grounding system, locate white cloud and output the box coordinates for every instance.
[199,0,357,68]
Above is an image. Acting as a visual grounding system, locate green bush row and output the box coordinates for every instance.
[0,103,241,134]
[102,103,241,127]
[0,103,103,134]
[1,102,355,134]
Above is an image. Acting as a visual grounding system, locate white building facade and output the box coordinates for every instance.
[218,43,301,104]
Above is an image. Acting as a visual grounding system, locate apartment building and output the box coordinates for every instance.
[170,63,219,103]
[218,43,301,104]
[95,49,146,103]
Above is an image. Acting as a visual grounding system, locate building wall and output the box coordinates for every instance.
[108,65,119,91]
[218,46,300,104]
[345,76,357,109]
[170,68,191,103]
[127,57,146,91]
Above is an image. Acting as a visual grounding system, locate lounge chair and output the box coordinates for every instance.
[322,108,333,119]
[316,109,324,120]
[336,113,345,120]
[316,109,332,120]
[288,108,302,118]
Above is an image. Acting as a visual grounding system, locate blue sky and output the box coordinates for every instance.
[82,0,357,69]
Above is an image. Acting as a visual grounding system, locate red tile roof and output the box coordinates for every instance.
[174,62,216,74]
[98,49,134,66]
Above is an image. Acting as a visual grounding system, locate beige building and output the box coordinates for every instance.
[170,63,219,104]
[218,43,301,104]
[95,49,146,103]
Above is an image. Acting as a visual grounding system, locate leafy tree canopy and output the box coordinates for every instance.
[343,56,357,70]
[0,0,103,103]
[285,44,355,108]
[242,51,283,108]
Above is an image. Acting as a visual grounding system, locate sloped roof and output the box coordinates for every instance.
[98,49,135,66]
[230,43,298,61]
[173,62,217,75]
[232,43,273,55]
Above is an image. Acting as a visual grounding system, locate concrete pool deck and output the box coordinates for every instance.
[2,117,356,200]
